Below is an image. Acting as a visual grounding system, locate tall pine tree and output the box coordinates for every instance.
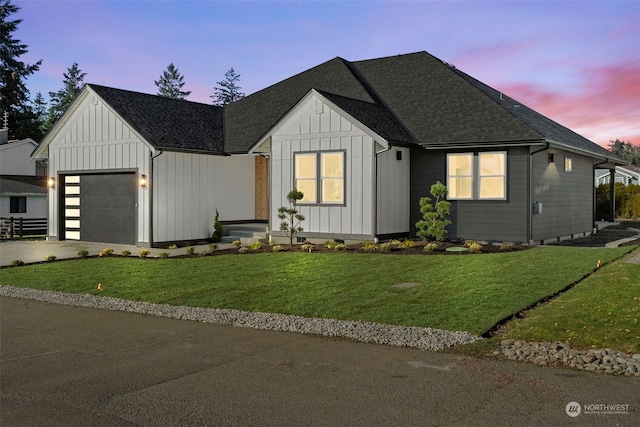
[42,63,86,132]
[0,0,42,140]
[154,63,191,99]
[211,67,244,106]
[607,139,640,166]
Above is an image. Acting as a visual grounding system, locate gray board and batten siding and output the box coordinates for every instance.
[411,146,530,243]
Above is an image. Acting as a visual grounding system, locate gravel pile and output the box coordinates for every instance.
[0,285,482,351]
[498,339,640,376]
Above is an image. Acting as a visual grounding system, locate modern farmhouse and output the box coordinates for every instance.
[32,51,625,246]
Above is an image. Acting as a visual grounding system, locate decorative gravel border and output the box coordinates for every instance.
[0,285,483,351]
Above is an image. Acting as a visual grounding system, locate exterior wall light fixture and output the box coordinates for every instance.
[140,174,147,189]
[48,177,56,189]
[548,153,554,163]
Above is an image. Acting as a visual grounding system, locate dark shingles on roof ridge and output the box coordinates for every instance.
[88,84,225,153]
[352,51,545,145]
[317,90,415,144]
[223,57,377,153]
[448,68,623,160]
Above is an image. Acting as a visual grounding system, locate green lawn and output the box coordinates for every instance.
[0,246,632,336]
[500,255,640,353]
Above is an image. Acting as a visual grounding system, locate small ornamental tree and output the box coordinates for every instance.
[416,181,451,241]
[211,209,223,242]
[278,190,305,245]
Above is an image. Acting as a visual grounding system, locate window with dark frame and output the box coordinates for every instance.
[10,196,27,213]
[294,151,345,205]
[447,151,507,200]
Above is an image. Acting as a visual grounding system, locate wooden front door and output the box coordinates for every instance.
[255,156,269,220]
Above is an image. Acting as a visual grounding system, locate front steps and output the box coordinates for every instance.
[221,223,268,245]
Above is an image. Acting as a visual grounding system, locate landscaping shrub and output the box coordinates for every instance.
[249,241,263,251]
[416,181,451,241]
[12,260,24,266]
[185,246,195,255]
[422,242,438,252]
[465,241,483,253]
[159,252,169,259]
[361,241,379,252]
[272,245,284,252]
[45,254,56,262]
[301,243,314,252]
[400,239,416,249]
[379,242,393,252]
[232,240,242,248]
[278,189,305,245]
[121,250,131,257]
[139,249,150,258]
[238,247,249,254]
[212,210,224,242]
[77,249,89,258]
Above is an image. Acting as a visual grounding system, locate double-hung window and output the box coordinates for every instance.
[294,151,345,204]
[447,151,506,200]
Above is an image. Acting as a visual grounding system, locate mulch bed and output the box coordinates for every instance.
[204,240,529,256]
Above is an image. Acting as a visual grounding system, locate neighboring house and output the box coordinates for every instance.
[33,51,625,246]
[0,134,48,236]
[595,166,640,186]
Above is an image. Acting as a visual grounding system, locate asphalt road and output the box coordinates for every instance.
[1,297,638,426]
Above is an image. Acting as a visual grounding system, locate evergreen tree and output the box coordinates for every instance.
[154,63,191,99]
[43,63,86,132]
[0,0,42,140]
[32,91,47,134]
[211,67,244,106]
[608,139,640,166]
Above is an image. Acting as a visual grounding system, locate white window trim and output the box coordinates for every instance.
[447,151,507,201]
[294,150,346,206]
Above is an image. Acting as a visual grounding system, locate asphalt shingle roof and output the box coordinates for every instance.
[318,91,414,144]
[0,176,47,195]
[352,52,544,145]
[83,51,621,163]
[89,84,225,153]
[449,67,620,158]
[223,57,377,153]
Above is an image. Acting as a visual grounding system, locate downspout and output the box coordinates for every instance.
[528,143,550,244]
[149,149,163,247]
[373,143,392,243]
[592,158,608,231]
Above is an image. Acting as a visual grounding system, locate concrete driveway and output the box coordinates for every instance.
[0,240,233,267]
[2,296,639,426]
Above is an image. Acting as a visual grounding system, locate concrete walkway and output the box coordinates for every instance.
[0,240,234,267]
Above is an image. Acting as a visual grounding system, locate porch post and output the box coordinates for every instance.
[609,169,616,222]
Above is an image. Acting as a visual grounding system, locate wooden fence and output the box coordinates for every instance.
[0,217,47,238]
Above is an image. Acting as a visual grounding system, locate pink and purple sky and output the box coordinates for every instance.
[16,0,640,147]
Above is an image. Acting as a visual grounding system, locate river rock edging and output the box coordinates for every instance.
[498,339,640,376]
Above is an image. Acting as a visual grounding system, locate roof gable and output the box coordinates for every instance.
[224,57,377,153]
[89,85,224,153]
[251,89,401,154]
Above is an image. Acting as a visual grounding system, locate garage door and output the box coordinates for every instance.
[63,173,137,245]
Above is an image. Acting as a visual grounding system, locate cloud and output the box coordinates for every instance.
[497,63,640,147]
